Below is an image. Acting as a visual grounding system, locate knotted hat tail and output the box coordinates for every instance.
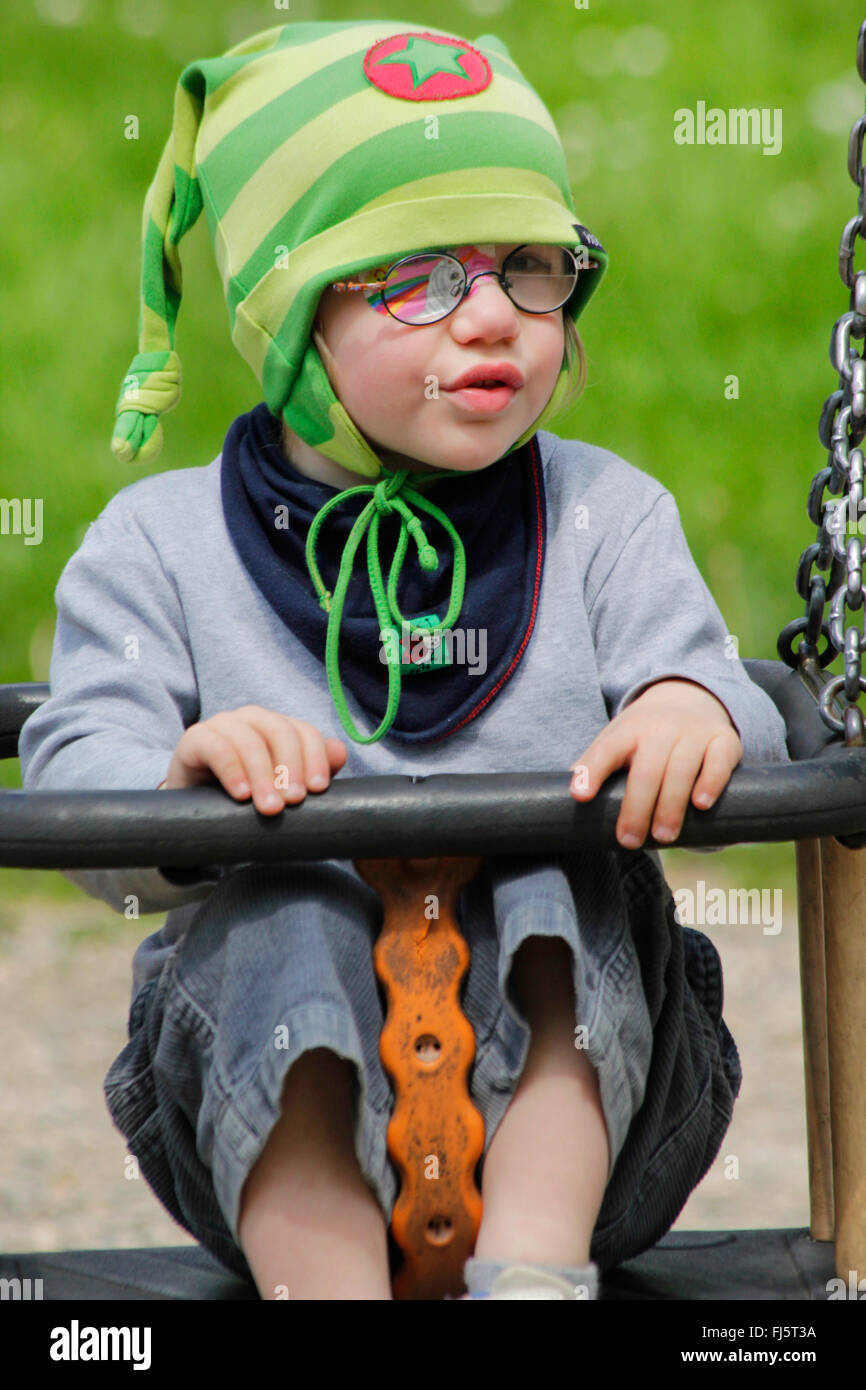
[111,77,204,463]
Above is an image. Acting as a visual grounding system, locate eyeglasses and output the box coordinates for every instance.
[330,243,595,326]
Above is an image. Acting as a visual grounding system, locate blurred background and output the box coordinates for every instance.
[1,0,861,1266]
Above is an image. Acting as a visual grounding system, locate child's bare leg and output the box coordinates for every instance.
[236,1047,392,1299]
[473,935,610,1267]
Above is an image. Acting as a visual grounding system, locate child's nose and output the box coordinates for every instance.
[449,279,521,339]
[459,272,518,317]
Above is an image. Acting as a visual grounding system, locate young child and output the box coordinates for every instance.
[18,19,790,1301]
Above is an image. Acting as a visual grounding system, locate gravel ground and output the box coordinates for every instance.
[0,849,811,1258]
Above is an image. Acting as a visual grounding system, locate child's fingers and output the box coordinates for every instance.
[568,726,635,799]
[228,710,331,806]
[173,711,347,814]
[173,722,263,802]
[645,735,719,844]
[192,717,286,813]
[323,736,348,770]
[688,729,743,810]
[613,735,684,847]
[241,711,348,805]
[568,693,744,846]
[272,718,339,797]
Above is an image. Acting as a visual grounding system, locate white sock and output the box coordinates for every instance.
[463,1256,599,1300]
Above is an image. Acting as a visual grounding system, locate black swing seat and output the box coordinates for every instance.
[0,1229,839,1302]
[0,658,859,1300]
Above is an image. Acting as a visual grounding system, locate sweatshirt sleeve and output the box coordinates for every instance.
[587,490,790,767]
[17,499,230,915]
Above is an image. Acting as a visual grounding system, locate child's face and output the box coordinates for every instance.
[314,243,566,477]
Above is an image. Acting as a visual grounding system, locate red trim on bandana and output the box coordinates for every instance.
[363,32,492,102]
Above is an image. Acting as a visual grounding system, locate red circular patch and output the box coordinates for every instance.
[364,31,492,102]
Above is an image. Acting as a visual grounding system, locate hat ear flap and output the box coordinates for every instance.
[111,73,205,464]
[281,333,383,479]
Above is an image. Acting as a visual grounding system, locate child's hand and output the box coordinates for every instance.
[157,707,348,815]
[568,679,742,848]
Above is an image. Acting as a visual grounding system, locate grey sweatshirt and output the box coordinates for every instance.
[17,428,790,999]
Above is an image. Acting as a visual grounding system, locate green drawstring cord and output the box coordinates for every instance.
[305,465,467,743]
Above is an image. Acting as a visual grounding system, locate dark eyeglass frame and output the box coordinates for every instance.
[330,243,597,325]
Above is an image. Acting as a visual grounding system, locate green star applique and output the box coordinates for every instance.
[375,36,472,91]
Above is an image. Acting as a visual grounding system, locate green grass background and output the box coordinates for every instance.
[2,0,862,907]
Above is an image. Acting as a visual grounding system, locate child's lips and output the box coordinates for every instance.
[444,383,518,413]
[441,365,524,414]
[443,363,525,391]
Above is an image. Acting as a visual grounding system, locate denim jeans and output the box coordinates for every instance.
[103,846,741,1284]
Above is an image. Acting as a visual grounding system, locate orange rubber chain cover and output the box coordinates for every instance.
[354,856,485,1300]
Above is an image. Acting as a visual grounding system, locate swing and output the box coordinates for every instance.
[4,25,866,1306]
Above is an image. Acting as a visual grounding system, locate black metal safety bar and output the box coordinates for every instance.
[3,659,866,863]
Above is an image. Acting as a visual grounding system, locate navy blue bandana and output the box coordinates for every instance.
[219,402,546,744]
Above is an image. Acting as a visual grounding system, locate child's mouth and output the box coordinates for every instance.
[444,382,519,413]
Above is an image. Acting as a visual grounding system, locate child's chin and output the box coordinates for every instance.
[374,433,514,475]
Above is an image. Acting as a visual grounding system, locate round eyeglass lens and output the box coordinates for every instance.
[373,254,465,325]
[503,244,578,313]
[367,244,579,325]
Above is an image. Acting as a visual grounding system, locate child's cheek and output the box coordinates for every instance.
[343,352,406,417]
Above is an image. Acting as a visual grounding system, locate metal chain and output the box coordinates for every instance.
[777,20,866,743]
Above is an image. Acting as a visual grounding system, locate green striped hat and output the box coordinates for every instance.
[111,18,608,475]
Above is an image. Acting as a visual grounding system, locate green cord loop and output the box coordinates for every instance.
[404,513,439,570]
[305,464,467,744]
